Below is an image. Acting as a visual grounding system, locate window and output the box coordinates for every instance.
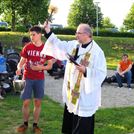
[50,24,63,29]
[0,22,8,27]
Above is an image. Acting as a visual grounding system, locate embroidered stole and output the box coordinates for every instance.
[67,48,90,105]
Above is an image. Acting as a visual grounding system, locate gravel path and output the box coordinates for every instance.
[45,70,134,108]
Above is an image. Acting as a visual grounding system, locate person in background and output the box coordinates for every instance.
[0,42,7,100]
[54,60,66,79]
[16,26,53,133]
[0,42,3,55]
[22,36,31,47]
[0,86,4,99]
[0,42,6,99]
[47,59,63,76]
[42,22,107,134]
[115,53,132,89]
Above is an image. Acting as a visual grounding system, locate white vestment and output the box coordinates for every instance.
[41,33,107,117]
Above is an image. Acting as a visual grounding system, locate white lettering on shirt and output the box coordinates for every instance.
[27,50,43,57]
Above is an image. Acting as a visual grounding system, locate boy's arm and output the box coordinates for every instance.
[30,59,53,71]
[44,59,53,71]
[16,57,26,75]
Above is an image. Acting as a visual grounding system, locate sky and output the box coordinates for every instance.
[50,0,134,28]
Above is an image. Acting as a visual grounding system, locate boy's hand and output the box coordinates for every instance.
[30,64,44,71]
[16,69,22,76]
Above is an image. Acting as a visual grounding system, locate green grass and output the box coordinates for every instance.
[95,107,134,134]
[1,93,134,134]
[0,32,134,69]
[0,93,63,134]
[57,35,134,70]
[1,32,134,133]
[94,36,134,70]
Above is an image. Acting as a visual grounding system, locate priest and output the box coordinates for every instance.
[41,22,107,134]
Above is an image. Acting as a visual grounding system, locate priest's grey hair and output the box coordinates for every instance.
[79,23,93,37]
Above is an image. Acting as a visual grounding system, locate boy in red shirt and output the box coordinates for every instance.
[115,54,132,89]
[16,26,53,133]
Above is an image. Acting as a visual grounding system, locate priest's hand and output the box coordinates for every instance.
[44,21,51,33]
[76,64,86,74]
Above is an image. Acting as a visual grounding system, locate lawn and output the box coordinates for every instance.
[0,93,63,134]
[0,32,134,133]
[1,93,134,134]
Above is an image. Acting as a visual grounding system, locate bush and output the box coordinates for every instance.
[94,29,134,37]
[49,27,134,38]
[15,25,27,32]
[52,27,76,35]
[0,27,11,31]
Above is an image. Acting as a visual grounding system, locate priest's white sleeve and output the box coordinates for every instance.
[84,50,107,94]
[41,33,70,60]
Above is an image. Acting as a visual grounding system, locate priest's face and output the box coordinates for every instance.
[75,25,90,44]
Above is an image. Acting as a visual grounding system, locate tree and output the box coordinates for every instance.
[18,0,50,26]
[123,3,134,30]
[102,17,116,28]
[0,0,50,31]
[67,0,103,28]
[0,0,20,31]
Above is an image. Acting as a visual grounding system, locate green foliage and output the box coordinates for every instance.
[0,27,11,31]
[0,32,46,52]
[56,35,134,69]
[52,27,76,35]
[0,32,28,52]
[15,25,28,32]
[123,3,134,30]
[67,0,103,28]
[102,17,116,28]
[50,27,134,37]
[0,32,134,70]
[0,0,50,31]
[17,0,50,25]
[94,29,134,37]
[94,36,134,69]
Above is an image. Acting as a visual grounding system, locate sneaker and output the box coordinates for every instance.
[128,85,132,90]
[129,88,132,90]
[33,126,42,134]
[0,95,4,100]
[117,86,123,88]
[16,124,28,133]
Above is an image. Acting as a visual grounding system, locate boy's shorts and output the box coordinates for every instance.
[20,78,45,100]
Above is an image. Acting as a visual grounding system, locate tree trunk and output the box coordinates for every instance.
[11,0,16,31]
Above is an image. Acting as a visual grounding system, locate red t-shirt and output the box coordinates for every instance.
[119,59,132,71]
[21,43,52,80]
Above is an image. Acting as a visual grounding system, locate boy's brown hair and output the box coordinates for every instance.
[29,25,42,34]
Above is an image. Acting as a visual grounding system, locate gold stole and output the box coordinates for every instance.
[67,48,76,100]
[67,49,90,105]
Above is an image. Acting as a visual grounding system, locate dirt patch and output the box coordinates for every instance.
[45,70,134,108]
